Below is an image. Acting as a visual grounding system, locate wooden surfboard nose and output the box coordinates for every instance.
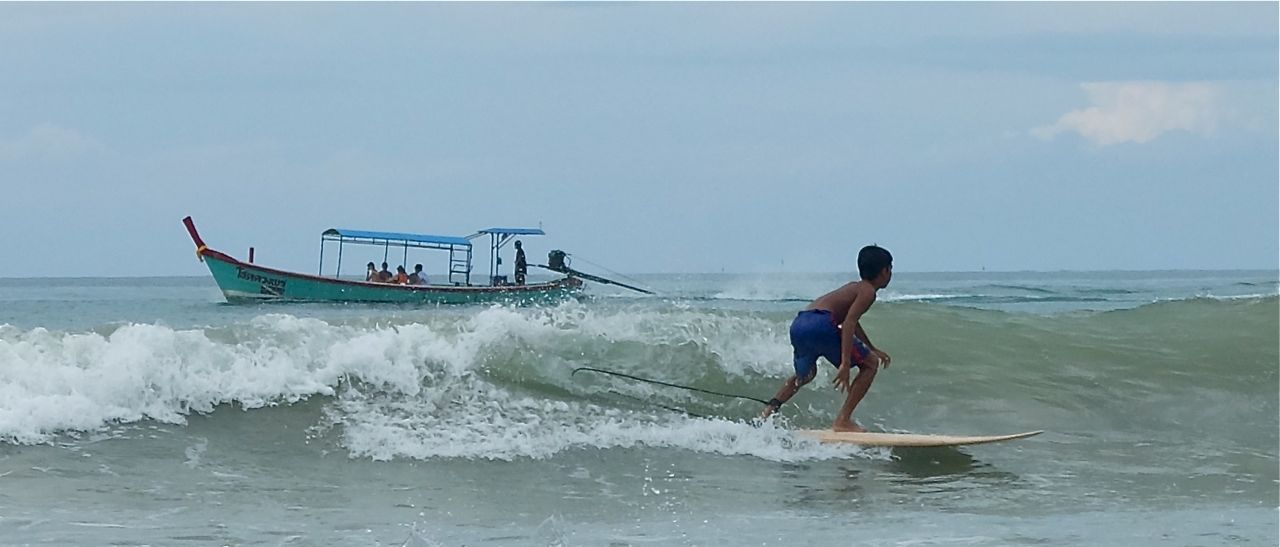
[795,430,1044,447]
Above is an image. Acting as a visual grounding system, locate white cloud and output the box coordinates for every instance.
[0,123,105,161]
[1032,82,1222,145]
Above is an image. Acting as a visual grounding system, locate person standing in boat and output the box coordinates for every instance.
[514,240,528,285]
[408,264,428,285]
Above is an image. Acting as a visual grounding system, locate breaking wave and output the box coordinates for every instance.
[1,296,1274,461]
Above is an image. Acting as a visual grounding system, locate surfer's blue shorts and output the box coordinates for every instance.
[790,309,870,381]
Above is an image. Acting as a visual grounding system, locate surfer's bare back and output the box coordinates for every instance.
[761,245,894,432]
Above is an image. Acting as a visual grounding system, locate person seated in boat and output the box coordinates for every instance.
[365,262,378,282]
[408,264,428,285]
[378,262,393,283]
[394,265,409,284]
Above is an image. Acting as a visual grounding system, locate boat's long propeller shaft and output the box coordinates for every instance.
[535,250,653,294]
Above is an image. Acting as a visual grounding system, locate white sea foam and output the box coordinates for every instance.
[545,304,791,376]
[0,318,345,443]
[879,292,970,302]
[1189,292,1278,301]
[334,388,881,463]
[0,305,842,461]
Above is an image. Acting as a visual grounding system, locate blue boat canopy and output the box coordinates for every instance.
[323,228,472,248]
[469,227,545,238]
[321,226,547,287]
[320,228,476,285]
[462,227,547,285]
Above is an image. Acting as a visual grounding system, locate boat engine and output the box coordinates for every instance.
[547,250,569,272]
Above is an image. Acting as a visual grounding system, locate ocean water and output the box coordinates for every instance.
[0,271,1276,546]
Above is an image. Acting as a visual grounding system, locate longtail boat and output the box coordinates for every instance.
[183,216,583,304]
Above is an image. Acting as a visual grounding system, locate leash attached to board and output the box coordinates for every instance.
[571,366,771,406]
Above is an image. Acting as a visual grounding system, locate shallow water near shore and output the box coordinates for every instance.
[1,271,1276,545]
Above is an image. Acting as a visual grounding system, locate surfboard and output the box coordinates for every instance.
[795,429,1043,447]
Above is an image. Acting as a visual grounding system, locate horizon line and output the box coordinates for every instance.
[1,268,1277,282]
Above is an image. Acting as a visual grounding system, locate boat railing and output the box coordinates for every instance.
[320,228,475,285]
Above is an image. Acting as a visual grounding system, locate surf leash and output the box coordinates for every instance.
[571,366,771,406]
[604,389,707,418]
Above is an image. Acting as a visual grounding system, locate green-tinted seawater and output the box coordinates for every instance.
[0,271,1275,545]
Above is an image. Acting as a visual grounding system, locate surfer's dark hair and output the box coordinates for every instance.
[857,245,892,280]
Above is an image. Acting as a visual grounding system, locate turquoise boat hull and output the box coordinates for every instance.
[199,248,582,305]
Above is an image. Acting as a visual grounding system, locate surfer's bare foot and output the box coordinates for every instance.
[832,420,866,433]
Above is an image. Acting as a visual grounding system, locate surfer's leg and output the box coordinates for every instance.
[833,354,880,432]
[760,368,814,419]
[767,315,822,419]
[760,376,797,419]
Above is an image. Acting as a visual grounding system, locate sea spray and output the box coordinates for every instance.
[1,295,1273,462]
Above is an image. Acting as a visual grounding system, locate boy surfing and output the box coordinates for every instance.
[760,245,893,432]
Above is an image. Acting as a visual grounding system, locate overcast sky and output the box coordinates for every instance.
[1,2,1276,277]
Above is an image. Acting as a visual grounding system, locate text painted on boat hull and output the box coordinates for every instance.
[236,267,287,294]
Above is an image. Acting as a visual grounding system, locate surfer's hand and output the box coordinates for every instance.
[833,363,853,393]
[873,350,891,369]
